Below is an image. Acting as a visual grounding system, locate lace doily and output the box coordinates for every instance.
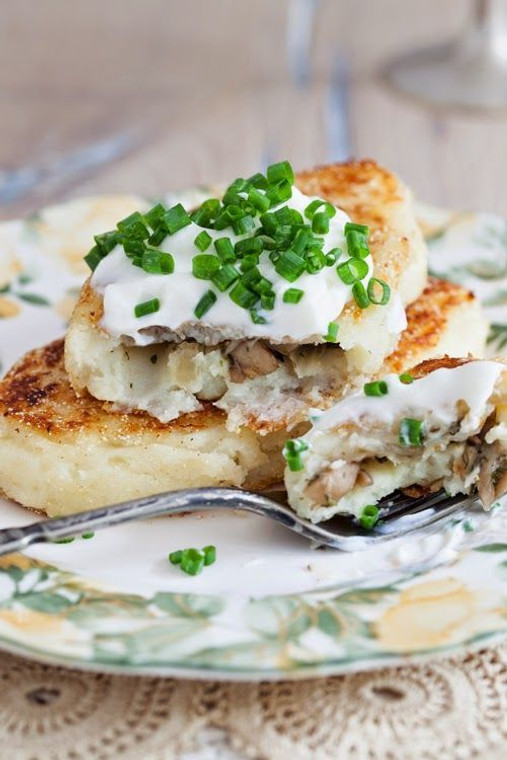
[0,646,505,760]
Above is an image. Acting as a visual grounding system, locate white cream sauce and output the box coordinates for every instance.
[312,361,503,435]
[91,187,382,345]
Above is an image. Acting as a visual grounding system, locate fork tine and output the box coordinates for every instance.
[378,488,454,519]
[372,492,476,538]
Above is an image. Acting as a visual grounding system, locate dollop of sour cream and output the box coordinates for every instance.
[312,361,503,436]
[91,187,377,346]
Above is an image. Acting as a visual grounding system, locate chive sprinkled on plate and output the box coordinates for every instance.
[399,372,414,384]
[194,290,217,319]
[168,546,217,575]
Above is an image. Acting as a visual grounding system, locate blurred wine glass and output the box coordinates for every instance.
[386,0,507,109]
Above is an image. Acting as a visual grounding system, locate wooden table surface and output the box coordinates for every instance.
[1,0,506,219]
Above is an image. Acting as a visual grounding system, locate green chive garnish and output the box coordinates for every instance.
[163,204,191,234]
[323,321,339,342]
[81,532,95,539]
[345,222,369,236]
[312,212,330,235]
[203,545,216,566]
[84,246,104,272]
[54,537,75,544]
[194,230,213,252]
[214,237,236,263]
[325,248,342,265]
[352,281,370,309]
[229,281,258,309]
[250,309,267,324]
[367,277,391,305]
[180,548,205,576]
[364,380,388,397]
[399,418,424,447]
[94,230,120,255]
[359,504,379,530]
[117,211,149,240]
[169,550,183,565]
[267,160,295,185]
[275,250,306,282]
[261,291,276,310]
[194,290,217,319]
[233,215,256,235]
[248,187,270,213]
[134,298,160,318]
[399,373,414,384]
[141,249,174,275]
[212,264,240,292]
[192,254,221,280]
[336,258,368,285]
[304,200,336,220]
[144,203,166,230]
[283,288,304,304]
[283,438,309,472]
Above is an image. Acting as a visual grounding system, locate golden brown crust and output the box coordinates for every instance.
[0,339,226,438]
[383,277,476,374]
[296,160,415,290]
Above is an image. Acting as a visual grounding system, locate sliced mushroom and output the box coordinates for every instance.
[477,442,502,509]
[305,463,360,506]
[228,340,280,383]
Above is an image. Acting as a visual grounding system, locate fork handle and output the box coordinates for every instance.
[0,488,277,556]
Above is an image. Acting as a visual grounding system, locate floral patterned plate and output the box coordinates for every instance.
[0,193,506,680]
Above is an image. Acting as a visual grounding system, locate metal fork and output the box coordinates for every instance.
[0,487,477,555]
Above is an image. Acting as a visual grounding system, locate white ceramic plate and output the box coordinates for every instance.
[0,193,506,680]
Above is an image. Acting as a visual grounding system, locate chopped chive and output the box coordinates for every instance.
[192,254,221,280]
[304,200,337,220]
[180,548,205,576]
[84,246,104,272]
[252,276,273,295]
[191,198,220,227]
[141,249,175,275]
[306,249,326,274]
[248,187,270,213]
[122,238,145,257]
[117,211,149,240]
[345,222,369,236]
[399,373,414,384]
[346,229,370,258]
[94,230,120,255]
[283,288,304,304]
[364,380,388,397]
[203,545,216,566]
[352,281,370,309]
[266,179,292,207]
[359,504,379,530]
[235,237,263,256]
[229,281,259,309]
[163,203,191,234]
[81,532,95,539]
[194,230,213,252]
[291,228,310,256]
[148,227,167,246]
[250,309,267,324]
[283,439,308,472]
[323,321,339,342]
[367,277,391,305]
[134,298,160,318]
[248,172,269,189]
[261,291,276,310]
[399,418,424,447]
[312,212,330,234]
[144,203,166,230]
[212,264,240,292]
[336,258,368,285]
[194,289,217,319]
[214,237,236,263]
[54,537,75,544]
[275,250,306,282]
[267,160,294,185]
[259,211,278,235]
[239,254,259,273]
[169,550,183,565]
[325,248,342,265]
[233,215,256,235]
